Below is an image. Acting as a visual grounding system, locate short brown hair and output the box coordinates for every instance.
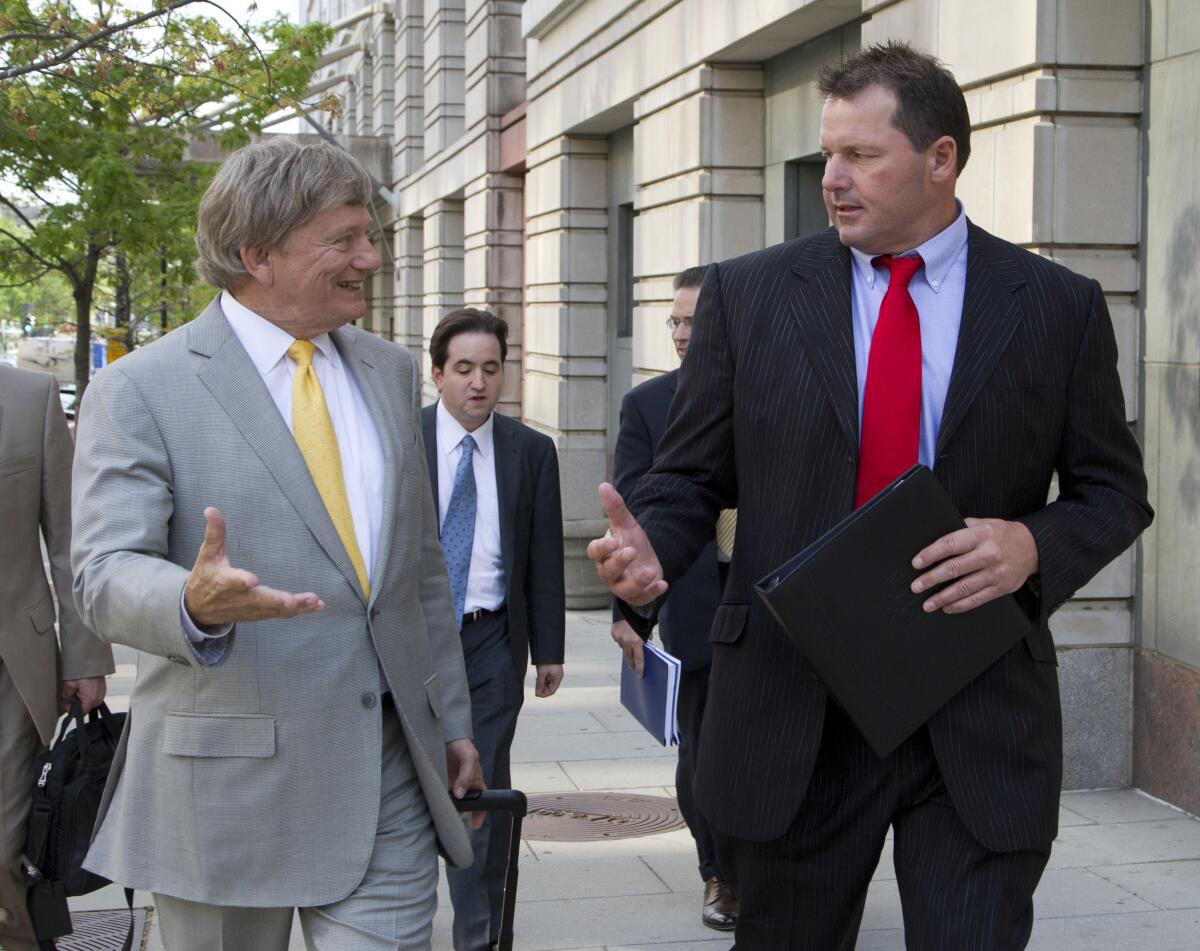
[817,41,971,174]
[429,308,509,370]
[672,265,709,292]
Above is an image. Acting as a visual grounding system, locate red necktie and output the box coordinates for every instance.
[854,254,924,508]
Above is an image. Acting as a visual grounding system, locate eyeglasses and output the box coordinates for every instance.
[665,315,693,330]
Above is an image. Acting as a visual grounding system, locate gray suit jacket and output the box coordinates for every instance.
[71,298,473,907]
[0,365,113,744]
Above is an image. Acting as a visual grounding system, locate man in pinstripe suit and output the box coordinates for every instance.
[589,42,1152,950]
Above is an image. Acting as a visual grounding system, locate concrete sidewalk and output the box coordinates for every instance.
[77,610,1200,950]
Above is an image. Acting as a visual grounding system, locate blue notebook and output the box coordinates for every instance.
[619,641,682,746]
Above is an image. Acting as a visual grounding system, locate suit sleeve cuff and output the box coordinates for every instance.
[179,590,232,666]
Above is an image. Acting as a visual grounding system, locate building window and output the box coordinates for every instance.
[785,157,828,240]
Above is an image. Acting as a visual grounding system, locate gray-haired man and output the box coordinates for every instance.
[72,140,483,950]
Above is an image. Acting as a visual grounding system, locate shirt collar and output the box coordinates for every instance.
[220,290,341,374]
[849,200,968,295]
[436,398,494,458]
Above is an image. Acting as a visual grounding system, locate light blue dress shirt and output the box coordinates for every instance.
[850,202,969,469]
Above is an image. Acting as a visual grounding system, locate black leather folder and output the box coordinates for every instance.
[754,465,1033,758]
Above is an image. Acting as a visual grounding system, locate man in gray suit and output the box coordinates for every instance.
[421,308,565,951]
[71,140,483,951]
[0,365,113,951]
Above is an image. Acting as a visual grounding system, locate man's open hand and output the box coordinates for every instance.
[911,517,1039,614]
[446,738,486,830]
[184,507,324,627]
[585,483,667,606]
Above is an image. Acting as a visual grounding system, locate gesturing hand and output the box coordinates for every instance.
[911,517,1039,614]
[183,507,324,628]
[585,483,667,607]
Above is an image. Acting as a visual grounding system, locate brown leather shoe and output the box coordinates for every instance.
[702,875,738,930]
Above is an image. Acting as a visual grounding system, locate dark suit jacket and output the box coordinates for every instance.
[423,404,565,677]
[612,369,720,671]
[628,223,1152,853]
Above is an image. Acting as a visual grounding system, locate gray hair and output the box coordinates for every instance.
[195,139,374,289]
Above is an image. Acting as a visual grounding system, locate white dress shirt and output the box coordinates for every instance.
[182,292,385,647]
[435,400,506,612]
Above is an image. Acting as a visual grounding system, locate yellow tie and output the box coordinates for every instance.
[288,340,370,599]
[716,508,737,559]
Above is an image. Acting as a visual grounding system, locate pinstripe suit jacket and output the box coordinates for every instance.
[629,223,1152,852]
[71,298,474,906]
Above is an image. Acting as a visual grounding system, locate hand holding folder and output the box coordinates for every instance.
[619,641,682,746]
[755,466,1034,758]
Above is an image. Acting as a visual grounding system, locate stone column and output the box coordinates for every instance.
[464,0,525,130]
[392,216,425,362]
[394,0,425,179]
[464,173,525,416]
[422,198,465,402]
[1135,0,1200,816]
[423,0,466,158]
[524,136,609,607]
[366,5,394,139]
[631,65,765,383]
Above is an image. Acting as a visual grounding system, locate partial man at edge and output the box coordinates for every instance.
[71,139,483,951]
[609,266,738,932]
[0,365,113,951]
[587,41,1152,950]
[422,308,565,951]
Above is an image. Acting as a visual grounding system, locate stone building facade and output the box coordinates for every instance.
[299,0,1200,813]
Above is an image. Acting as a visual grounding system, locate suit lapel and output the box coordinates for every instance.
[332,327,399,606]
[189,302,363,603]
[787,231,858,454]
[935,223,1028,455]
[493,415,519,596]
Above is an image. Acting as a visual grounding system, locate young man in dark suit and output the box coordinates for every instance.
[423,308,566,951]
[587,42,1152,949]
[610,265,737,931]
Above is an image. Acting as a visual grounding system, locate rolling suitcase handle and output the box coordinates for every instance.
[454,789,527,951]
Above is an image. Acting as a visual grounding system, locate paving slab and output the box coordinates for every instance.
[1060,788,1193,824]
[1048,819,1200,868]
[562,756,681,790]
[1026,908,1200,950]
[1092,859,1200,910]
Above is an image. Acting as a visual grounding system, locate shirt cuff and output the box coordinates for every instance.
[179,590,232,666]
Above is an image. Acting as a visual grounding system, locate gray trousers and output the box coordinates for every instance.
[447,612,522,951]
[0,662,42,951]
[154,706,438,951]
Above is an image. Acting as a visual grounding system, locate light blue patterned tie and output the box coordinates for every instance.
[442,434,477,629]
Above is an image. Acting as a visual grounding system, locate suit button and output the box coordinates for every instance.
[370,606,381,621]
[361,692,377,709]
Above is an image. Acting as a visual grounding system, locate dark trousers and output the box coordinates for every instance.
[714,700,1050,951]
[677,664,721,881]
[447,611,522,951]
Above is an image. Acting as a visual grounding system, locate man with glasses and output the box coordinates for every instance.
[609,265,737,931]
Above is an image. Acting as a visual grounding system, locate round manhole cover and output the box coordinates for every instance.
[522,792,685,841]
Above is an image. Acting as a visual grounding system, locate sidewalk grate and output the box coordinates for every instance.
[522,792,685,841]
[57,907,150,951]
